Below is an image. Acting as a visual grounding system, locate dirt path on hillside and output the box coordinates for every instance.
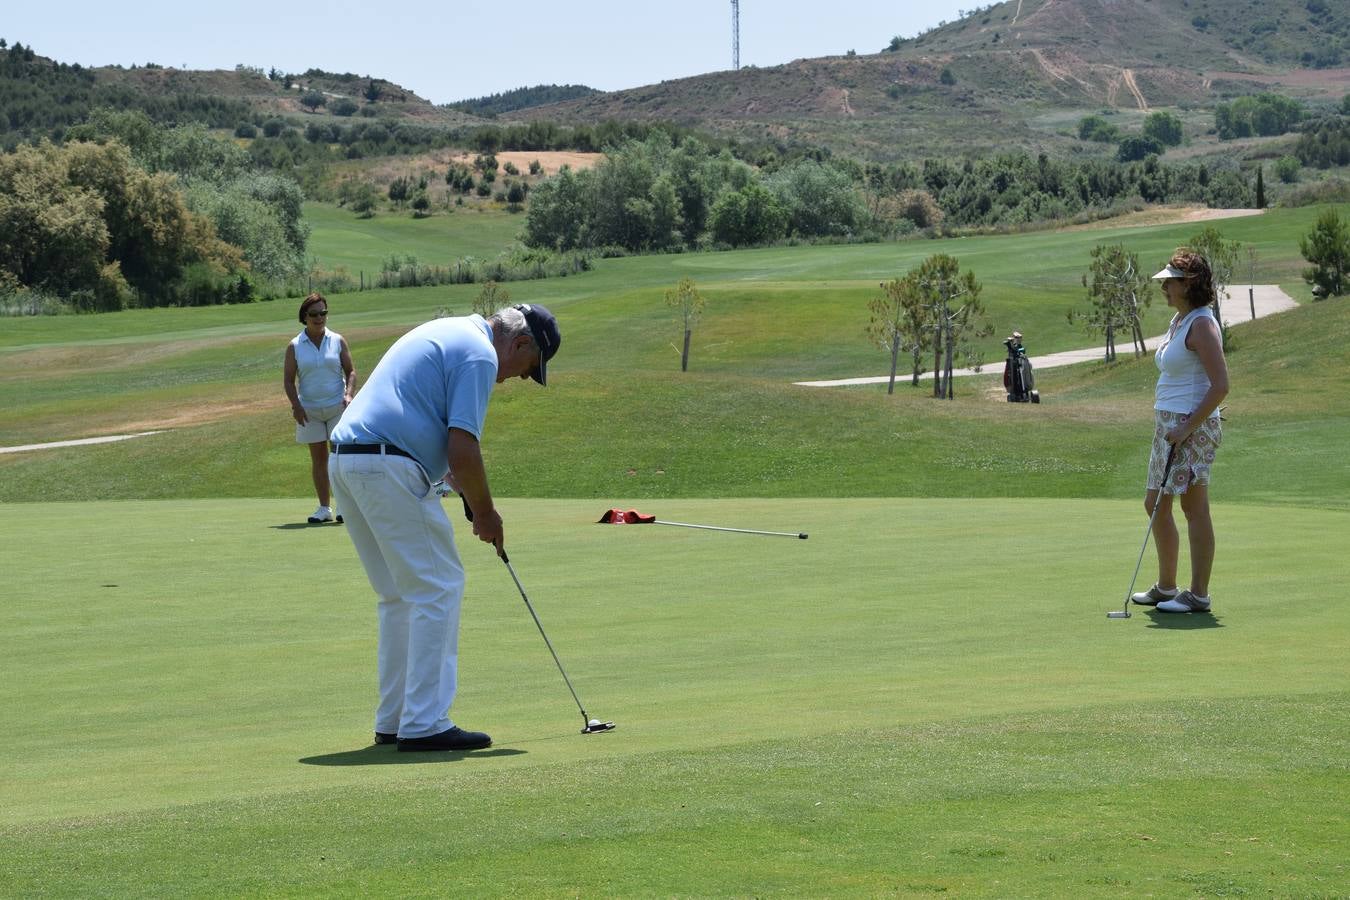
[794,285,1297,389]
[1120,68,1149,112]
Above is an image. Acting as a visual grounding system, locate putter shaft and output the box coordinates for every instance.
[1113,444,1178,618]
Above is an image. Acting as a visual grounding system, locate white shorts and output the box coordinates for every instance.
[296,403,346,444]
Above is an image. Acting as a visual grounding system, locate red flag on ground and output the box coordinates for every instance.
[597,508,657,524]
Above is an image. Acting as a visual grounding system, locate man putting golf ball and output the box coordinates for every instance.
[329,303,560,751]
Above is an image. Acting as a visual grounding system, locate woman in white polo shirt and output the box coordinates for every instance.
[1131,249,1230,614]
[283,292,356,523]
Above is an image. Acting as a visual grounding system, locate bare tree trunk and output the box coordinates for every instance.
[681,329,691,372]
[911,347,922,386]
[1104,322,1115,362]
[933,342,943,398]
[887,334,899,395]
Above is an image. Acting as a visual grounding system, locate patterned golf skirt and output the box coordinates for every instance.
[1148,410,1222,495]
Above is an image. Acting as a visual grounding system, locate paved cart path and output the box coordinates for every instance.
[794,285,1297,388]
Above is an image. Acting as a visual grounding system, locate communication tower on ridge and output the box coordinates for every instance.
[731,0,740,70]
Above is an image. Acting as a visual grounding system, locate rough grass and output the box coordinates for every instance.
[0,207,1343,508]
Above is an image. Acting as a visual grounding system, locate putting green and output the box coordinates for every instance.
[5,499,1344,814]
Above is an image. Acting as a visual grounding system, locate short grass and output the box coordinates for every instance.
[302,201,525,275]
[2,207,1348,894]
[2,498,1346,895]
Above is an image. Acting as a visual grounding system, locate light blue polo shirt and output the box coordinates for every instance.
[331,315,497,477]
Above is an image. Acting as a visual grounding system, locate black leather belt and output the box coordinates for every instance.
[332,443,414,459]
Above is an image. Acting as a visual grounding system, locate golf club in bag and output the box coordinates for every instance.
[1109,443,1178,619]
[431,481,616,734]
[1003,333,1039,403]
[597,507,808,539]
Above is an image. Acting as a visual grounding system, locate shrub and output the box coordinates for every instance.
[1142,111,1184,147]
[331,98,359,117]
[1078,115,1119,143]
[234,122,257,139]
[1117,135,1164,162]
[262,118,286,138]
[1274,155,1301,183]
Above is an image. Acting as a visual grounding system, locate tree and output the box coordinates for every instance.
[1274,155,1300,184]
[1077,115,1119,143]
[1255,164,1265,208]
[1300,209,1349,299]
[1188,225,1242,324]
[665,276,707,372]
[1073,244,1150,362]
[300,91,326,112]
[410,191,430,218]
[1117,135,1164,162]
[346,182,377,218]
[473,280,509,317]
[363,80,383,103]
[908,254,989,399]
[331,98,359,117]
[868,276,933,393]
[1141,111,1184,147]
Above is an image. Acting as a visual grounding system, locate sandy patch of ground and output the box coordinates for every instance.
[1057,206,1264,233]
[446,150,603,177]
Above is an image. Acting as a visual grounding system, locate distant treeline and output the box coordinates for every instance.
[445,84,601,118]
[521,134,1257,253]
[0,41,252,148]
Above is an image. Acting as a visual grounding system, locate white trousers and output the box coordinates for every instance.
[330,451,464,739]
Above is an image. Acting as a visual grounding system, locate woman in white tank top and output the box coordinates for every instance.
[283,293,357,524]
[1130,250,1229,614]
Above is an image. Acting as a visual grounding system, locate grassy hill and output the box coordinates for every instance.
[508,0,1349,161]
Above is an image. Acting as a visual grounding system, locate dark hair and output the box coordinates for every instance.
[298,292,327,324]
[1168,249,1216,310]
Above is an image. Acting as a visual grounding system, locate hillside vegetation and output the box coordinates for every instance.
[509,0,1349,161]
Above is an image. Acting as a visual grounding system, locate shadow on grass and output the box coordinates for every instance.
[270,522,343,531]
[299,746,526,766]
[1144,610,1224,629]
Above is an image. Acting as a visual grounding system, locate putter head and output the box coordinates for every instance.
[798,533,809,540]
[1107,610,1131,619]
[582,719,616,734]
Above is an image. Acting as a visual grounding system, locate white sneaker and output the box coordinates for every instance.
[1131,584,1180,606]
[307,505,335,523]
[1156,591,1212,613]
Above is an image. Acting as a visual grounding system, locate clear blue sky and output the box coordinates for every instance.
[4,0,974,104]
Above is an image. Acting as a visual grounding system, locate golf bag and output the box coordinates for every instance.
[1003,337,1039,403]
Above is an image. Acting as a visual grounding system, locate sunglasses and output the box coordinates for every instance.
[307,310,329,318]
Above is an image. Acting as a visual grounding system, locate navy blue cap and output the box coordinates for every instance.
[514,303,560,385]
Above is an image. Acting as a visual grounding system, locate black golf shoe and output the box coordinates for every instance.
[397,726,492,752]
[374,731,397,745]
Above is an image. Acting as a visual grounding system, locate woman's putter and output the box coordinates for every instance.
[1110,444,1178,619]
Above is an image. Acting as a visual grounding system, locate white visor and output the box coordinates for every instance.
[1152,265,1187,280]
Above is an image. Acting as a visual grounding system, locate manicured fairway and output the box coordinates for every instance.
[2,498,1346,895]
[302,202,525,274]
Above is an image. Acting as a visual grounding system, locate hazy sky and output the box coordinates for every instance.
[5,0,974,104]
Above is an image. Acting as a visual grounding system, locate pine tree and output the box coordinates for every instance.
[1255,166,1266,209]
